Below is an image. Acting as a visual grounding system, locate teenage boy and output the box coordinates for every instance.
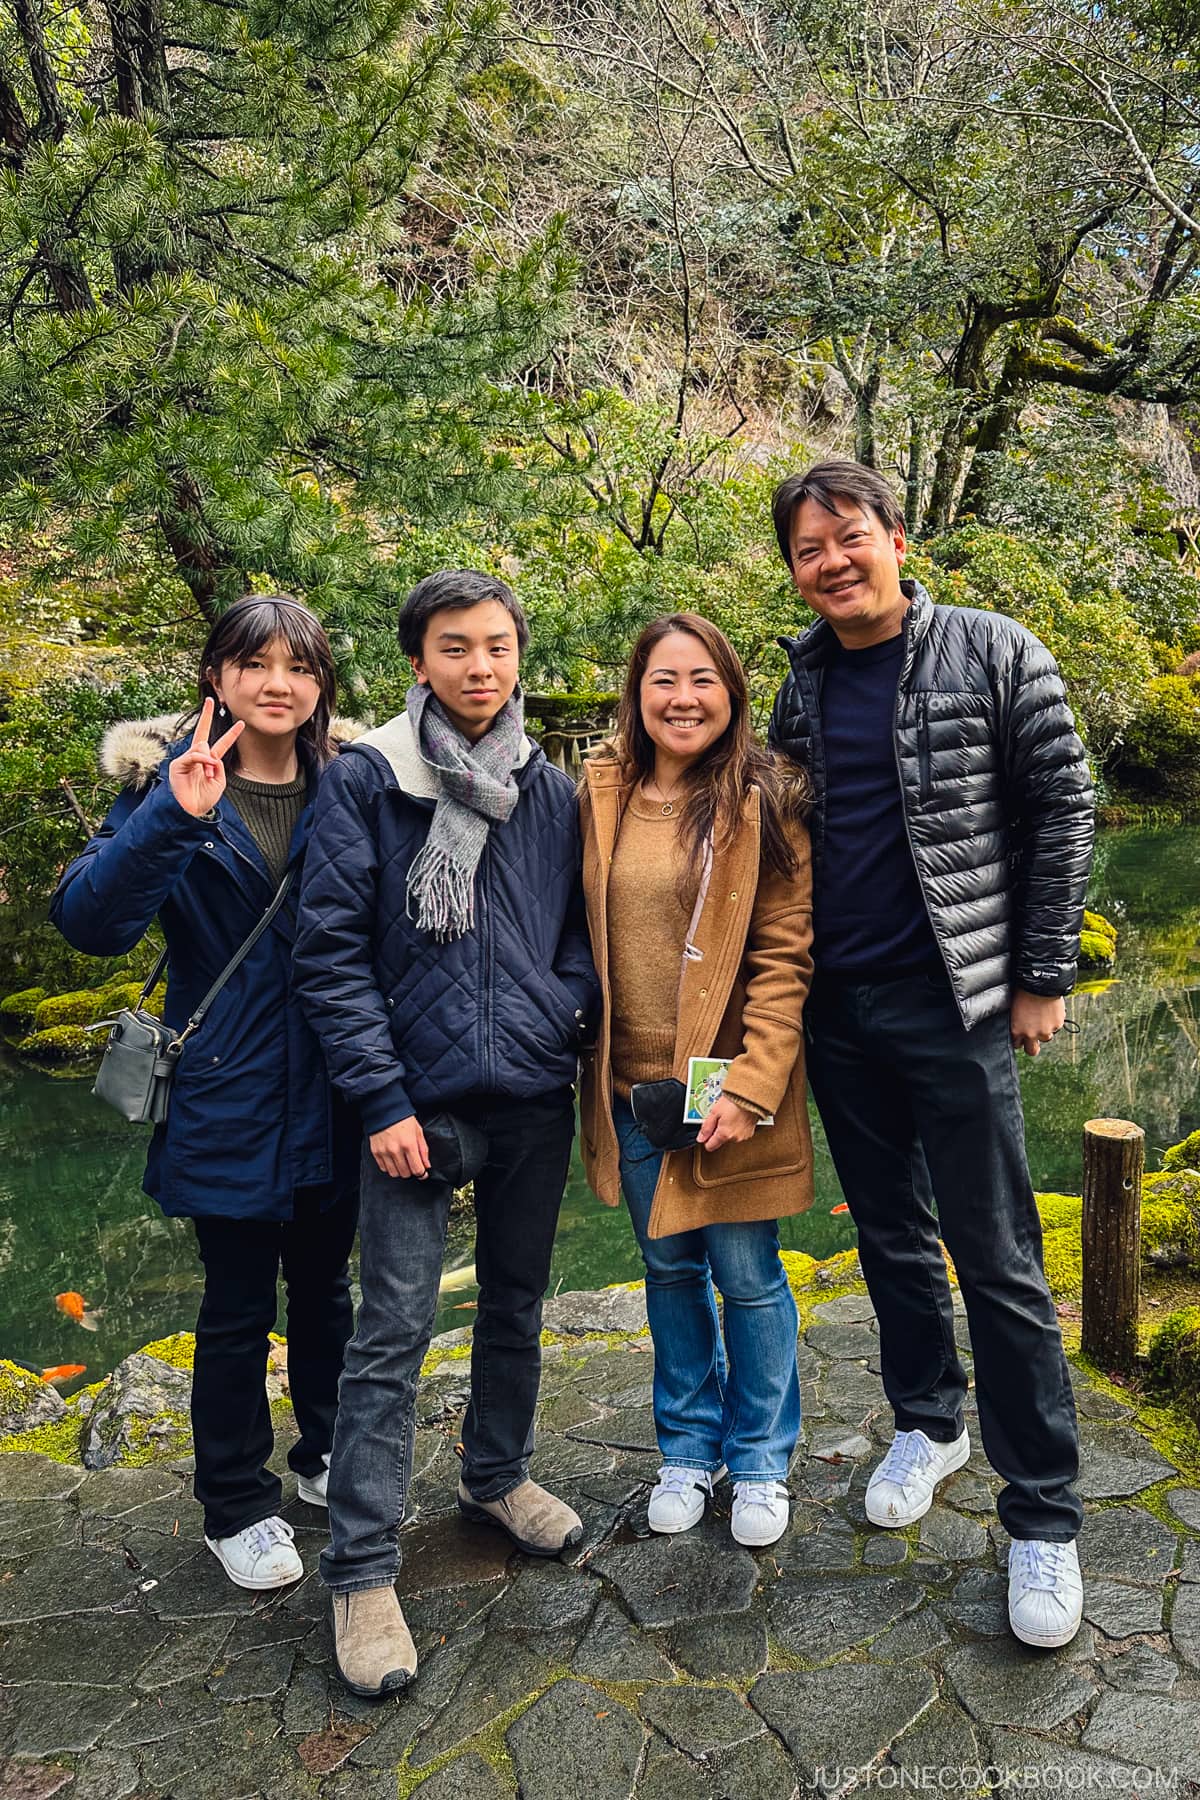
[768,462,1094,1650]
[294,571,599,1697]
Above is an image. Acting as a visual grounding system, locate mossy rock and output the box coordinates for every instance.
[1163,1129,1200,1174]
[0,985,46,1033]
[1036,1180,1200,1294]
[1036,1191,1082,1233]
[33,989,107,1030]
[1041,1228,1083,1300]
[1082,908,1118,951]
[142,1332,196,1372]
[1147,1307,1200,1426]
[16,1024,99,1063]
[1141,1169,1200,1261]
[1078,910,1118,967]
[90,980,146,1014]
[0,1410,87,1461]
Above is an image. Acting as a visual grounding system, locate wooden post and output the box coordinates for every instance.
[1081,1118,1144,1372]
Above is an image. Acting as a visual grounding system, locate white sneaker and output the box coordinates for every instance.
[731,1481,790,1548]
[1008,1538,1083,1648]
[865,1427,970,1527]
[205,1515,303,1590]
[648,1465,715,1534]
[297,1453,332,1508]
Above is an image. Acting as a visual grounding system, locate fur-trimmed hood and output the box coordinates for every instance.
[100,713,365,790]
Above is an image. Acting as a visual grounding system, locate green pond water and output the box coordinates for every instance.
[2,826,1198,1393]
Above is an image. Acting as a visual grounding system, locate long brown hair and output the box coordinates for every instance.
[188,593,339,770]
[612,612,808,896]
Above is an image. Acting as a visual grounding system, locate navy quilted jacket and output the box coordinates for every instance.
[292,714,599,1132]
[51,729,359,1222]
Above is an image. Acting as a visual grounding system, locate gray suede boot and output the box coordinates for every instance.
[332,1587,417,1697]
[457,1477,584,1555]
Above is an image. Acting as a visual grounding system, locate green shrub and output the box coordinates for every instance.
[1118,674,1200,804]
[1146,1306,1200,1426]
[33,989,107,1030]
[16,1024,99,1063]
[1163,1129,1200,1174]
[0,986,46,1032]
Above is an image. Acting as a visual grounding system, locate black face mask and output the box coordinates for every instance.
[629,1078,701,1155]
[420,1111,490,1187]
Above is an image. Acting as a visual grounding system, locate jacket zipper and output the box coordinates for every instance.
[479,843,494,1091]
[917,693,932,806]
[893,618,956,992]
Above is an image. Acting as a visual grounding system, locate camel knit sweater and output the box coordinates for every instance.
[607,787,696,1100]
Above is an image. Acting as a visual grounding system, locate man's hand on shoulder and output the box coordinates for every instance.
[369,1116,431,1180]
[1010,990,1065,1057]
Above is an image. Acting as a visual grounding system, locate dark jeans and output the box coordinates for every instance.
[804,969,1082,1543]
[191,1184,358,1539]
[320,1091,576,1593]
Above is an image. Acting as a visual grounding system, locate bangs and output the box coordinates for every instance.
[218,598,327,669]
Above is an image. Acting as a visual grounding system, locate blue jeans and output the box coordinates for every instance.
[614,1097,801,1482]
[320,1092,576,1592]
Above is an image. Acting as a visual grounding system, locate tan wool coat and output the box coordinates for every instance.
[579,756,815,1238]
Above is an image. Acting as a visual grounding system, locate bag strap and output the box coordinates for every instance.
[135,945,169,1009]
[680,836,714,970]
[166,868,296,1057]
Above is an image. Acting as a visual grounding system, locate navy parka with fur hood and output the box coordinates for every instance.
[292,710,599,1132]
[51,716,359,1222]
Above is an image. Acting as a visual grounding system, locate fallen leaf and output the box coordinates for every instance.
[595,1711,610,1720]
[297,1720,372,1776]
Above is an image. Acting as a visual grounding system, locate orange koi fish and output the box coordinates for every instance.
[42,1363,87,1384]
[54,1291,103,1331]
[830,1202,850,1215]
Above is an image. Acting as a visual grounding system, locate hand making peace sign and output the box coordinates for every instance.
[168,698,245,817]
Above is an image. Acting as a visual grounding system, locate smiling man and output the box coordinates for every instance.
[294,570,598,1698]
[767,461,1095,1649]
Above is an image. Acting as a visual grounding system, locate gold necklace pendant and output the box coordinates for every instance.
[660,800,674,816]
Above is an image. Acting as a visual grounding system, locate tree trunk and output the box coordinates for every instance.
[856,350,884,470]
[158,475,240,626]
[904,414,925,529]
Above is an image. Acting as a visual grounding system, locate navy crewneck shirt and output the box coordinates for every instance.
[812,630,940,977]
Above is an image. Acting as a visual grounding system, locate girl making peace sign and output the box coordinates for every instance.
[53,595,360,1591]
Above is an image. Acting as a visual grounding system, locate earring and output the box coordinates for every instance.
[217,703,228,720]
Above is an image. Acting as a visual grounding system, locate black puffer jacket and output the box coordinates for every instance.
[768,581,1095,1027]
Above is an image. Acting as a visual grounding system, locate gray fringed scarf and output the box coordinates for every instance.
[404,683,526,941]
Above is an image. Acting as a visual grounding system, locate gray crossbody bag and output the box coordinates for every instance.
[90,868,295,1125]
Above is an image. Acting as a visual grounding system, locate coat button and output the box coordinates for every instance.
[730,891,737,899]
[204,841,214,850]
[699,987,707,996]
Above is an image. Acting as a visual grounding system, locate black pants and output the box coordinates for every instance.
[191,1184,359,1539]
[322,1091,576,1590]
[805,968,1082,1543]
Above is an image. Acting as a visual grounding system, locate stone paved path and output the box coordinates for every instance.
[2,1282,1199,1800]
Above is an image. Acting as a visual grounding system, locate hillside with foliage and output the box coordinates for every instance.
[3,0,1200,982]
